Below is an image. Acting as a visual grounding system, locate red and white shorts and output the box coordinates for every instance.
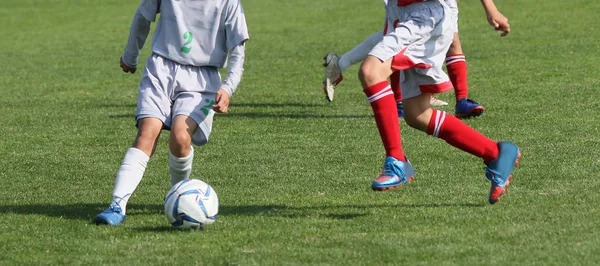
[370,0,457,99]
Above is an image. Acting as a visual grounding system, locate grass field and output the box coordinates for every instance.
[1,0,600,265]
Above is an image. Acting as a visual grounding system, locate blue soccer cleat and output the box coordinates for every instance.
[397,101,404,118]
[455,98,485,119]
[372,156,415,191]
[485,142,521,204]
[95,202,126,226]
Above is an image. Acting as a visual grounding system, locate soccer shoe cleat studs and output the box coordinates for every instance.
[485,142,521,204]
[322,53,343,102]
[430,95,448,107]
[372,156,415,191]
[95,202,126,226]
[455,98,485,119]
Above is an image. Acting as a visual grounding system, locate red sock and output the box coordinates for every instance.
[364,81,405,161]
[446,54,468,102]
[427,109,498,163]
[390,71,402,102]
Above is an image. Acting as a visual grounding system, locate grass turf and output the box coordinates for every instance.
[1,0,599,265]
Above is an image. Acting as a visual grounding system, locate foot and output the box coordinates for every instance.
[485,142,521,204]
[95,202,126,226]
[430,96,448,106]
[322,53,343,102]
[372,156,415,191]
[397,101,404,118]
[455,98,485,119]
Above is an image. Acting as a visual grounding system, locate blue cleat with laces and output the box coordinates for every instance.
[95,202,126,226]
[372,156,415,191]
[455,98,485,119]
[485,142,521,204]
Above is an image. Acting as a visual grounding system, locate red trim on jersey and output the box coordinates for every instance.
[419,81,454,94]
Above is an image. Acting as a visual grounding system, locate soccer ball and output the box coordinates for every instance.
[164,179,219,229]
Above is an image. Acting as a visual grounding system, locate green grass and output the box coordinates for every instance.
[1,0,600,265]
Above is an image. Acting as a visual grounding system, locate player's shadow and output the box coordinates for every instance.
[229,103,323,108]
[98,101,373,119]
[221,113,371,119]
[0,203,163,222]
[219,202,484,219]
[0,202,483,224]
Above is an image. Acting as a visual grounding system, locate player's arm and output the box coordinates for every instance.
[121,10,152,73]
[213,43,246,113]
[213,0,249,113]
[121,0,160,73]
[479,0,510,37]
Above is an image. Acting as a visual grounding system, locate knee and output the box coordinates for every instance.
[403,114,421,129]
[358,62,378,86]
[403,108,432,132]
[169,129,192,156]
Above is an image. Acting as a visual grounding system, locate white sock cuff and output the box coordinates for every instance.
[169,146,194,164]
[124,148,150,168]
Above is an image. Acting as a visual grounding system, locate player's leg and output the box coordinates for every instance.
[323,31,383,102]
[401,2,519,203]
[403,93,498,161]
[446,33,485,118]
[359,55,414,191]
[404,94,519,203]
[168,115,196,186]
[96,54,173,225]
[96,118,163,226]
[390,71,404,118]
[169,66,218,186]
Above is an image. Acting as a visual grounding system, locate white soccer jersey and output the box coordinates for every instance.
[137,0,249,68]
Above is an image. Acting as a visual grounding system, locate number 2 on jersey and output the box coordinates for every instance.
[181,31,193,53]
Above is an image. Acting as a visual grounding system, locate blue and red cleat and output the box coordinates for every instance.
[485,142,522,204]
[371,156,415,191]
[455,98,485,119]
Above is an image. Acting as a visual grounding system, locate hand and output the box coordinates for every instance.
[120,56,137,74]
[486,11,510,37]
[212,89,231,113]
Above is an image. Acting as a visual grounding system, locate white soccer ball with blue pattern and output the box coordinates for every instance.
[164,179,219,229]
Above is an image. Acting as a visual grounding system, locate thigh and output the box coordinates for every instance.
[172,65,221,146]
[136,55,174,125]
[173,91,216,146]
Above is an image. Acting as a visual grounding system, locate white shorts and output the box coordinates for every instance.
[370,0,455,99]
[136,54,221,146]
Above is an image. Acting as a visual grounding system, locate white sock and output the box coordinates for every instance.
[112,148,150,215]
[338,30,384,72]
[169,146,194,186]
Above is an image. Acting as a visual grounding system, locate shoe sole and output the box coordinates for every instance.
[322,54,342,102]
[456,107,485,119]
[371,176,414,191]
[489,151,522,204]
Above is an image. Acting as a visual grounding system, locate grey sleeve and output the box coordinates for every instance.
[221,43,246,96]
[122,9,152,68]
[225,0,250,51]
